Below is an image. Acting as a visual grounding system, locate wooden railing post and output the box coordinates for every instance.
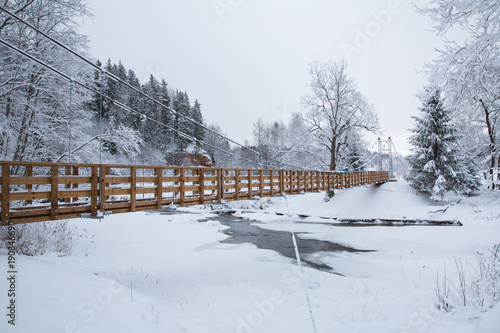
[90,165,98,217]
[270,170,274,197]
[1,163,10,226]
[259,169,264,197]
[50,165,59,220]
[247,169,252,198]
[72,166,79,203]
[65,166,71,203]
[98,165,106,213]
[156,167,163,209]
[302,170,306,193]
[279,169,284,195]
[234,169,240,200]
[25,165,33,205]
[130,166,136,212]
[199,168,205,204]
[179,168,185,206]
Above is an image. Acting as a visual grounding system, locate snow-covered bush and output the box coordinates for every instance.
[0,221,76,256]
[435,244,500,314]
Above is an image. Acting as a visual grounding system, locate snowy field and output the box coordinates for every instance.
[1,179,499,333]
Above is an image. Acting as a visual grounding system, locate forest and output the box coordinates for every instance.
[1,0,499,199]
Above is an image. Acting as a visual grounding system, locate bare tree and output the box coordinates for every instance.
[0,0,94,165]
[302,60,379,171]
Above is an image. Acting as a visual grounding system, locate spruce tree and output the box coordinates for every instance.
[407,88,481,200]
[172,91,192,150]
[191,100,204,145]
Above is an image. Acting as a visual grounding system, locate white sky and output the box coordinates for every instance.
[79,0,444,156]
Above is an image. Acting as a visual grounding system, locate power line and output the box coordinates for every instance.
[0,5,301,169]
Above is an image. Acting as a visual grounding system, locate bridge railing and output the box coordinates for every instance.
[0,161,389,225]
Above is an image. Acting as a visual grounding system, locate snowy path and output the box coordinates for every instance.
[1,179,499,332]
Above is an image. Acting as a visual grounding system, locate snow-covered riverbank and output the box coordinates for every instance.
[1,179,499,332]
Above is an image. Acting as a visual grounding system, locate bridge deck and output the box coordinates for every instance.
[0,161,389,225]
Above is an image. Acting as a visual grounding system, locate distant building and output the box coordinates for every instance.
[165,151,213,167]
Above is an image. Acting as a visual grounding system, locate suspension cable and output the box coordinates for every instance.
[0,37,264,168]
[0,5,302,169]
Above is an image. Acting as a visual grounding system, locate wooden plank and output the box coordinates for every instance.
[0,160,96,168]
[105,176,132,183]
[130,166,136,212]
[25,165,33,205]
[9,176,51,185]
[50,165,59,220]
[136,176,157,183]
[58,189,92,198]
[10,208,51,218]
[136,187,159,194]
[55,176,92,184]
[10,191,51,201]
[1,163,10,226]
[57,205,92,215]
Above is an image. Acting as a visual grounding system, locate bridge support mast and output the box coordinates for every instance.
[378,137,394,178]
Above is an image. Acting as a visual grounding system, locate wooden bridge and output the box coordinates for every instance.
[0,160,389,225]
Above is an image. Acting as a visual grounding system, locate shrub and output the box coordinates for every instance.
[435,244,500,313]
[0,221,76,256]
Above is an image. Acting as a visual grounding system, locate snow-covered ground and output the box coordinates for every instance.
[1,179,499,332]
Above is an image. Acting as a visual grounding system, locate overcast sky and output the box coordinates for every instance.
[79,0,444,156]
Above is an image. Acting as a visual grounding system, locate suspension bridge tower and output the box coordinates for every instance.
[378,137,394,178]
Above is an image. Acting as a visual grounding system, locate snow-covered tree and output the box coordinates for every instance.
[191,99,204,145]
[407,89,481,201]
[302,60,380,171]
[204,123,232,167]
[0,0,94,166]
[172,91,193,150]
[283,113,318,169]
[417,0,500,189]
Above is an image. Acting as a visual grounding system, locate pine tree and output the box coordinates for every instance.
[191,99,204,145]
[407,88,481,200]
[172,91,192,150]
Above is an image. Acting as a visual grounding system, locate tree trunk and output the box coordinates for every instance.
[479,99,497,189]
[12,73,41,172]
[329,136,337,171]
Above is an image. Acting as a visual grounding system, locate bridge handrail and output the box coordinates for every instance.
[0,160,389,225]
